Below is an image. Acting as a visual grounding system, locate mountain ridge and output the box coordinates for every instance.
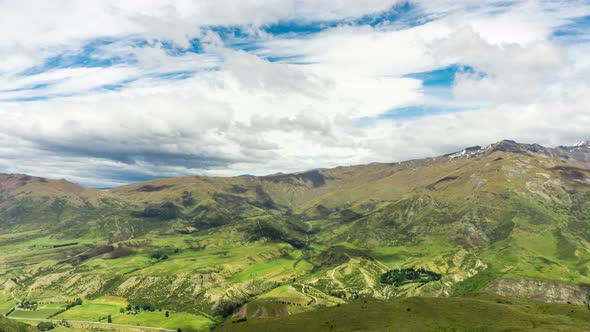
[2,139,589,190]
[1,138,590,331]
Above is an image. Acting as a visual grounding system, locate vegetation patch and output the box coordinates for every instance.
[451,269,500,295]
[134,184,174,192]
[217,293,590,332]
[380,268,442,286]
[426,176,459,190]
[138,202,181,219]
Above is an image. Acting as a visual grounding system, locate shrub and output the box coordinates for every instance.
[182,191,195,207]
[212,300,242,318]
[65,298,83,309]
[37,322,55,331]
[140,202,181,219]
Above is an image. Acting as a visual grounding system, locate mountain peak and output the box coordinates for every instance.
[559,140,590,152]
[445,146,484,159]
[489,140,545,154]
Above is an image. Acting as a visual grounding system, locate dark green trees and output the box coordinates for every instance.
[380,268,442,286]
[37,322,55,331]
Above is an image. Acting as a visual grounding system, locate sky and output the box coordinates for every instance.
[0,0,589,187]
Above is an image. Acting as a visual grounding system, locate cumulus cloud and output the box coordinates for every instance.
[430,27,563,103]
[0,0,588,186]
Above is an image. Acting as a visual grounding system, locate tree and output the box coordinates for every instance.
[65,298,82,310]
[120,308,125,313]
[142,304,156,312]
[37,321,55,331]
[165,311,170,317]
[126,304,132,311]
[177,329,182,332]
[107,315,112,323]
[212,300,241,318]
[380,268,441,286]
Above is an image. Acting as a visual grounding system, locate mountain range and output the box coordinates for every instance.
[1,139,590,331]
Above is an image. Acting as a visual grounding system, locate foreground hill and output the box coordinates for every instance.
[217,293,590,332]
[0,316,35,332]
[1,139,590,331]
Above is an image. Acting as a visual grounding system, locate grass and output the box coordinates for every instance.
[8,304,65,320]
[3,148,590,331]
[370,240,456,268]
[0,317,35,332]
[112,311,212,331]
[0,291,17,315]
[451,268,500,295]
[219,293,590,332]
[55,301,125,321]
[0,300,17,316]
[47,327,96,332]
[231,250,312,282]
[257,285,311,305]
[53,297,213,332]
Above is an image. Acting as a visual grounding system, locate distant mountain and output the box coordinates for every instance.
[1,139,590,330]
[559,140,590,152]
[0,173,95,201]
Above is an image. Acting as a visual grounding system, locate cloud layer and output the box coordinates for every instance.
[0,0,589,186]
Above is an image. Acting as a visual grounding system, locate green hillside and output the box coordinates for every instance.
[1,140,590,331]
[0,316,35,332]
[217,293,590,332]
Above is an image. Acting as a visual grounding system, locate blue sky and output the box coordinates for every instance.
[0,0,589,187]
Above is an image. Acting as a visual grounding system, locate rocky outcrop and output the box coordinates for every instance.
[484,278,590,304]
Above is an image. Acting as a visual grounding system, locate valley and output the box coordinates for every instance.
[2,140,590,331]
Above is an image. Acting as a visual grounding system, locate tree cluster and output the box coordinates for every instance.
[151,253,169,260]
[380,268,442,286]
[140,202,181,219]
[212,300,242,318]
[181,191,195,207]
[18,300,38,310]
[65,298,83,309]
[36,322,55,331]
[124,303,162,313]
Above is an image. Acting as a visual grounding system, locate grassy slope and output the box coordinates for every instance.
[218,293,590,332]
[54,299,212,332]
[0,317,35,332]
[2,141,590,330]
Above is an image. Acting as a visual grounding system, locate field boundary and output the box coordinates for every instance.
[7,316,176,332]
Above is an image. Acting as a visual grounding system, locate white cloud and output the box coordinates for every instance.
[0,0,589,186]
[429,27,563,103]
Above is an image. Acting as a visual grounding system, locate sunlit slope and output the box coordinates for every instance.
[109,140,590,219]
[217,293,590,332]
[2,140,590,331]
[0,316,35,332]
[0,174,104,234]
